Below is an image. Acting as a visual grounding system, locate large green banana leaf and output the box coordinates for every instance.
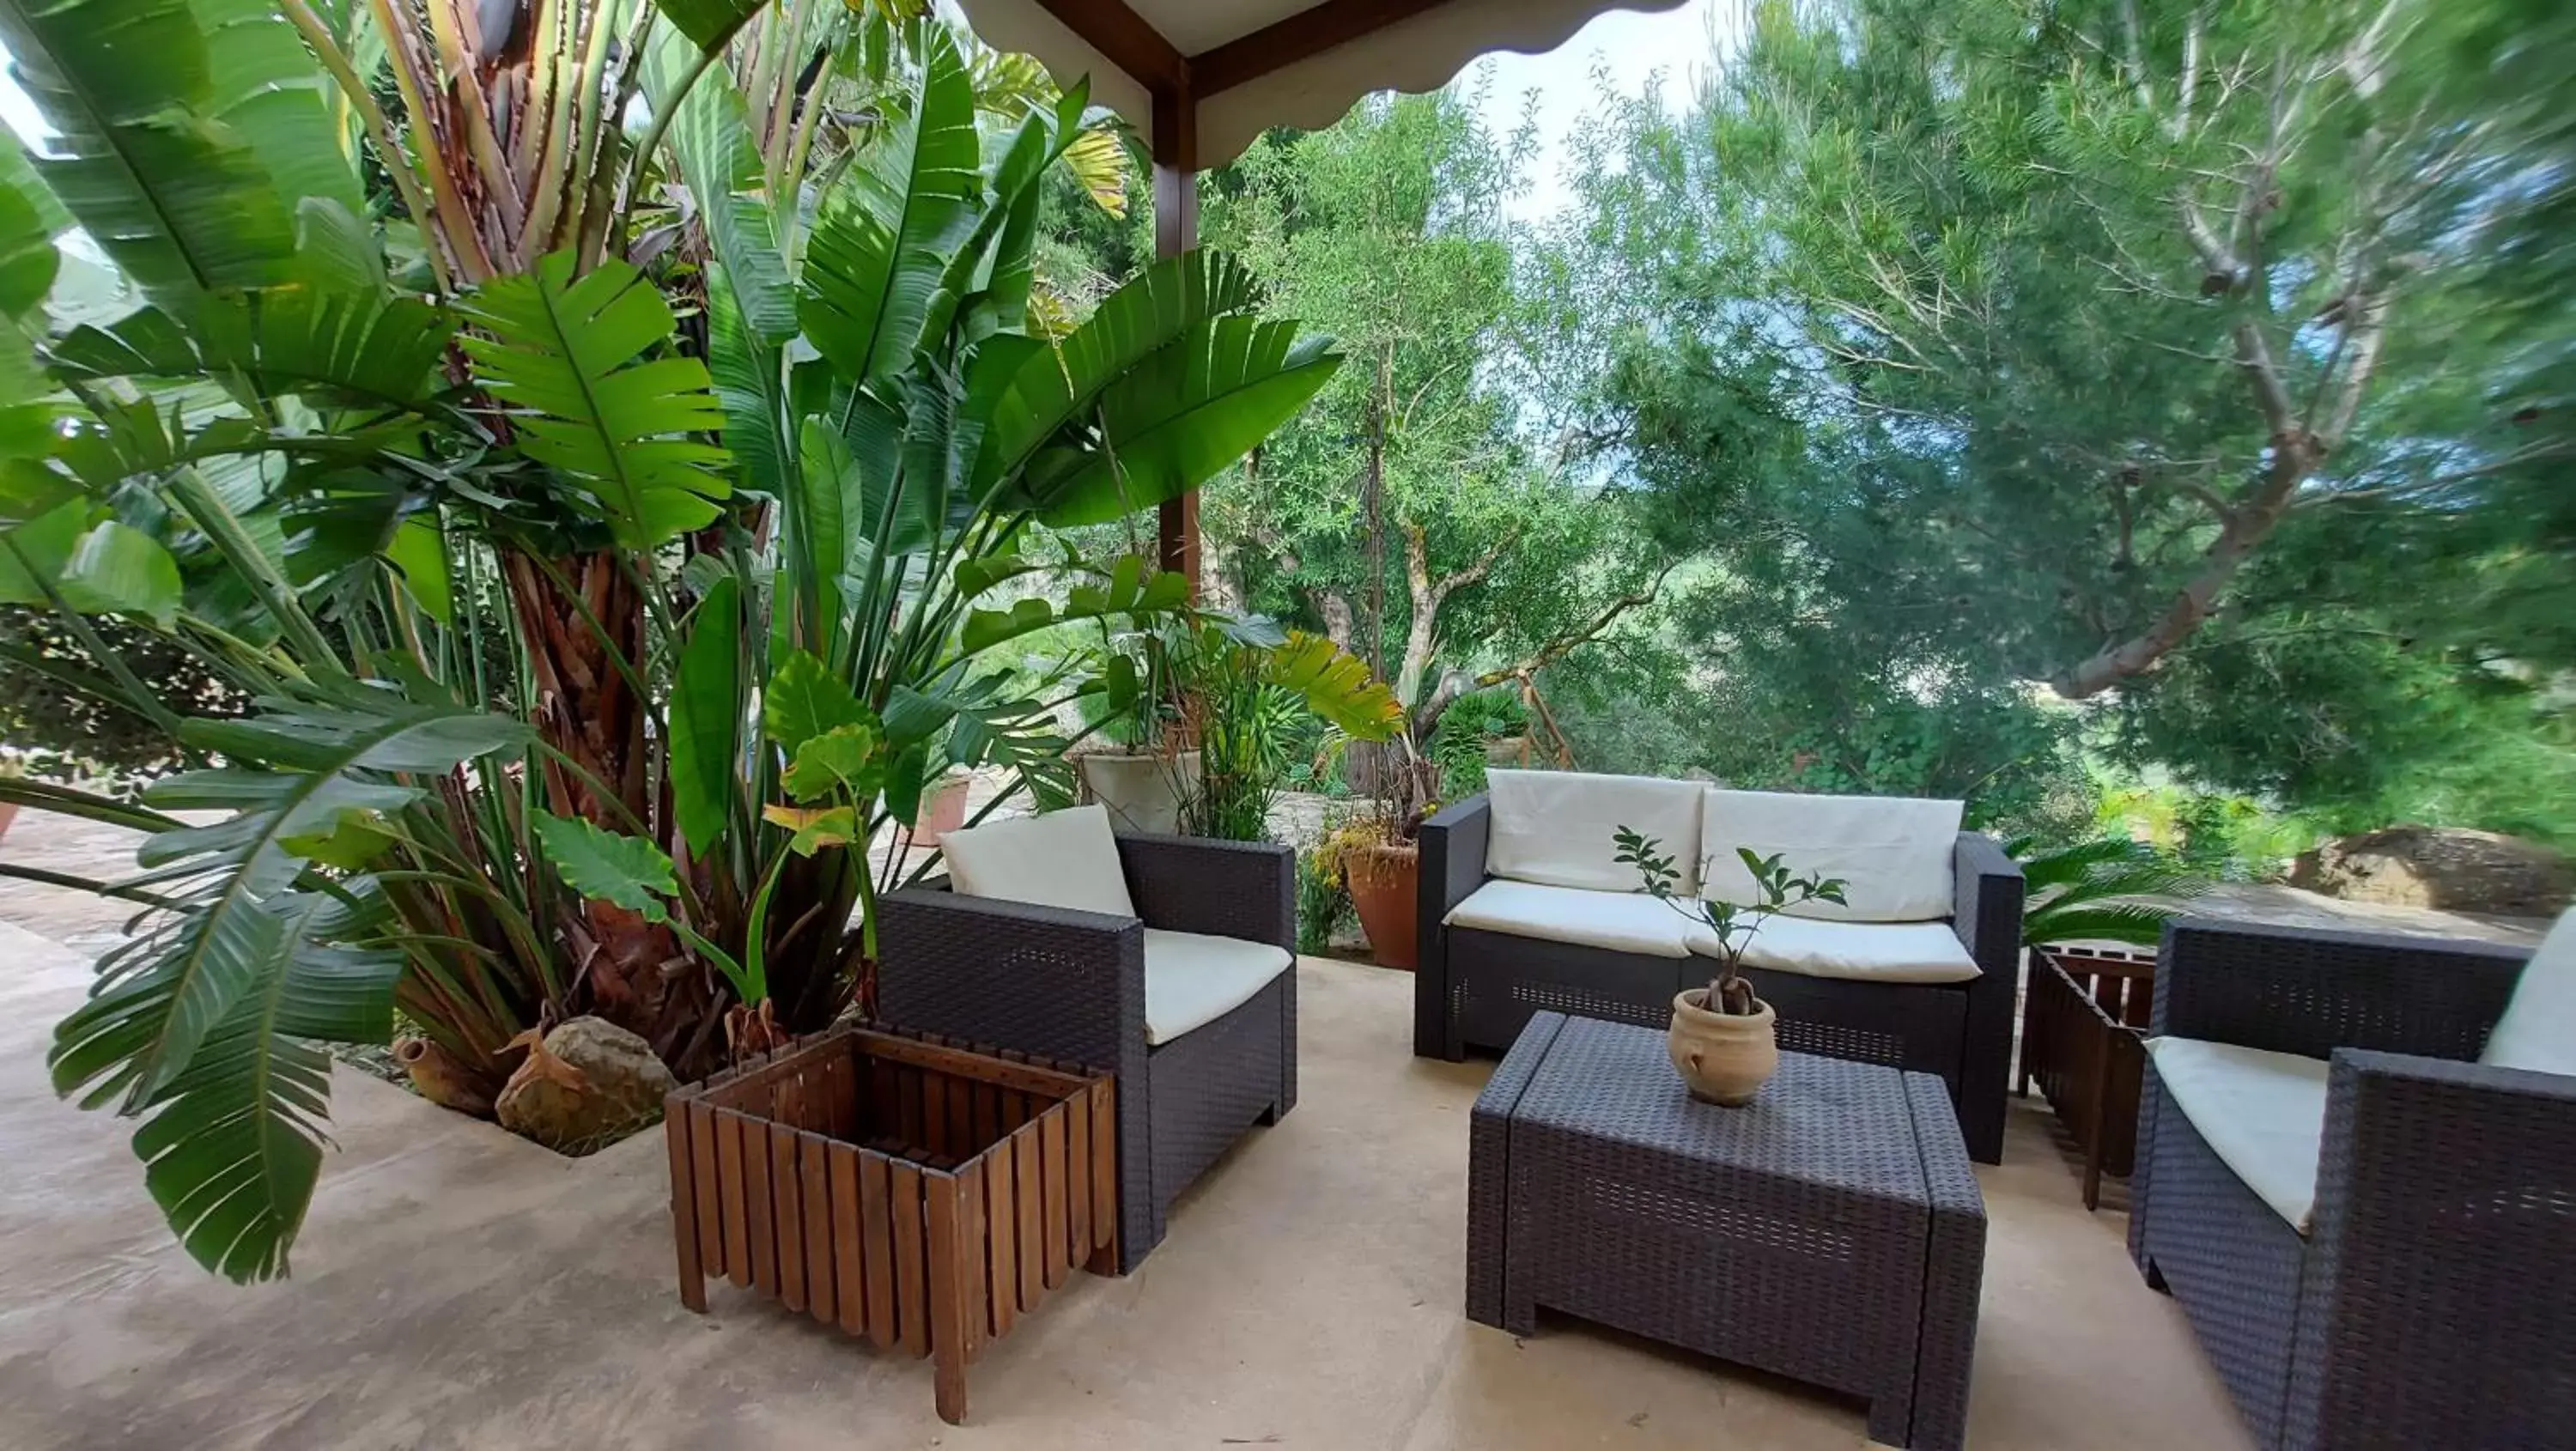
[967,250,1259,501]
[459,252,733,549]
[51,282,456,416]
[643,30,795,343]
[667,576,746,858]
[0,0,306,302]
[191,0,363,224]
[799,24,981,386]
[48,688,532,1281]
[1020,317,1344,527]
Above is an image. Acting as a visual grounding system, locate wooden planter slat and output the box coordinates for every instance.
[667,1113,706,1313]
[689,1100,722,1274]
[860,1152,895,1349]
[1067,1100,1091,1261]
[666,1023,1116,1424]
[772,1120,805,1314]
[1013,1128,1042,1311]
[744,1110,777,1296]
[828,1141,865,1339]
[717,1110,750,1288]
[986,1145,1018,1339]
[799,1130,834,1324]
[1041,1107,1070,1290]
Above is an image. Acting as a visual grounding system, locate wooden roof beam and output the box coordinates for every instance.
[1191,0,1455,98]
[1029,0,1190,95]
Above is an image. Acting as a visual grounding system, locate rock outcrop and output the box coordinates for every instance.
[2291,826,2571,918]
[494,1017,676,1154]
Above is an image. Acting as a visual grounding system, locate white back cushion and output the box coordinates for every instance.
[2482,908,2576,1077]
[939,804,1137,920]
[1698,788,1962,923]
[1485,768,1706,895]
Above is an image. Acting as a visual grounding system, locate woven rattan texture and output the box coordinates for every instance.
[1467,1012,1986,1451]
[2131,920,2572,1451]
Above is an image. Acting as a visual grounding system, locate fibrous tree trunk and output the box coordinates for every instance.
[502,547,719,1072]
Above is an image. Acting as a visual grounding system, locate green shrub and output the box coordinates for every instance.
[1296,847,1352,954]
[1430,688,1529,798]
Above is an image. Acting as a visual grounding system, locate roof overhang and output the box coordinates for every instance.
[951,0,1688,168]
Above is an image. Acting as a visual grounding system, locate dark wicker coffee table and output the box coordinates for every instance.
[1468,1011,1987,1451]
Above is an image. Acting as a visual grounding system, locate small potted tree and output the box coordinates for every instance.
[1616,828,1846,1106]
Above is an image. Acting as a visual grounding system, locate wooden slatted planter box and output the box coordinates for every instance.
[664,1023,1117,1424]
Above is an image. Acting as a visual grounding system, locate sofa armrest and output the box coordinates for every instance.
[1950,832,2024,1163]
[1119,832,1293,950]
[2151,920,2528,1062]
[876,885,1146,1074]
[2296,1049,2576,1437]
[1950,832,2024,974]
[1421,794,1492,920]
[1416,793,1492,1059]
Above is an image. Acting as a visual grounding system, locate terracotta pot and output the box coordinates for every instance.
[1345,841,1419,970]
[1076,749,1200,835]
[0,800,17,846]
[910,772,972,846]
[394,1036,501,1119]
[1667,989,1777,1106]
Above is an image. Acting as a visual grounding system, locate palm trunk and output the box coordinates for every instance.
[502,547,720,1072]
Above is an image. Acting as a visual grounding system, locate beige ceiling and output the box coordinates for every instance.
[951,0,1689,168]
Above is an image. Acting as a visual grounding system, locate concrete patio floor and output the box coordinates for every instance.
[0,913,2255,1451]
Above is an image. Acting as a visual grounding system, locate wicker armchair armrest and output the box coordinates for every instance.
[2297,1049,2576,1439]
[875,885,1145,1072]
[1117,832,1294,950]
[2152,920,2529,1062]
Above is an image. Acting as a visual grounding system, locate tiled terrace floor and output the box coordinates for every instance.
[0,908,2256,1451]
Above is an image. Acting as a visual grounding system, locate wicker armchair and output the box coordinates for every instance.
[878,832,1297,1273]
[2129,919,2573,1450]
[1415,793,2022,1163]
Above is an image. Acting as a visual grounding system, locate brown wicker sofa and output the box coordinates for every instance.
[2129,916,2575,1451]
[878,810,1296,1273]
[1414,777,2024,1164]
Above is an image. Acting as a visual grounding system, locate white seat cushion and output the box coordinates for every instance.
[938,804,1136,919]
[1443,879,1697,959]
[1143,928,1291,1046]
[2144,1036,2332,1233]
[2481,908,2576,1078]
[1687,914,1983,984]
[1485,768,1707,895]
[1698,788,1963,923]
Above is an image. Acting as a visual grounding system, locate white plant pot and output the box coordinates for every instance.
[1076,750,1200,836]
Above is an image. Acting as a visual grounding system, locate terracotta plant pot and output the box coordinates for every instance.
[910,771,972,846]
[394,1036,501,1119]
[1667,989,1777,1106]
[0,800,18,846]
[1075,749,1200,835]
[1345,841,1419,970]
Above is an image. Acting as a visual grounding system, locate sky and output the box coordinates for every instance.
[1461,0,1739,222]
